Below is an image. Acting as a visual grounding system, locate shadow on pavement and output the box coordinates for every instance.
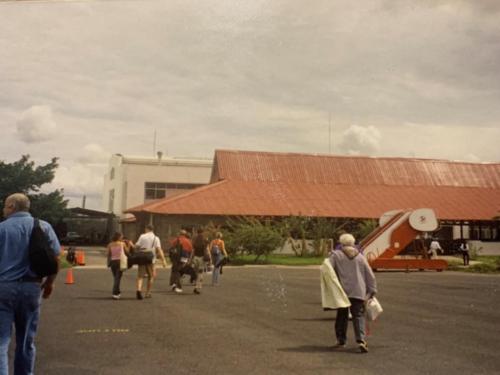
[292,317,336,322]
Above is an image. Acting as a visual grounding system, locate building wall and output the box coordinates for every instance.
[102,154,126,216]
[468,241,500,256]
[103,154,213,218]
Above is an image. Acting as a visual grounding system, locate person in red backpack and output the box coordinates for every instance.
[169,229,193,294]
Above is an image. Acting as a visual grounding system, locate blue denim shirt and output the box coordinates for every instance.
[0,212,61,281]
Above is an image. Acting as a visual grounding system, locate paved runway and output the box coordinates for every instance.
[32,264,500,375]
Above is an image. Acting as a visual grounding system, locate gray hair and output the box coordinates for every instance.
[5,193,30,212]
[339,233,355,246]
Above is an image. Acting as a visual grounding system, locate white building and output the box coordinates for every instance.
[102,153,213,219]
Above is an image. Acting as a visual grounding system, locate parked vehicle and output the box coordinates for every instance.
[61,231,86,245]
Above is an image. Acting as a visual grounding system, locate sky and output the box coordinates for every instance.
[1,0,499,210]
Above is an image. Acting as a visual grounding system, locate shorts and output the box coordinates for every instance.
[138,263,154,278]
[192,256,205,273]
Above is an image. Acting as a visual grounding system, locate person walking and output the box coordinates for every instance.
[428,238,443,258]
[191,228,210,294]
[329,233,377,353]
[134,225,166,300]
[169,229,193,294]
[0,193,61,374]
[460,241,470,266]
[210,232,228,286]
[106,232,130,300]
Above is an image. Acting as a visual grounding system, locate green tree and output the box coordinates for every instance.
[0,155,68,224]
[224,216,284,261]
[353,219,378,242]
[280,216,352,257]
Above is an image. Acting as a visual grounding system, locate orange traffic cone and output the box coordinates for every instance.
[65,268,74,284]
[76,251,86,266]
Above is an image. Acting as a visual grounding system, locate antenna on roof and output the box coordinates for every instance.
[153,129,157,157]
[329,113,332,154]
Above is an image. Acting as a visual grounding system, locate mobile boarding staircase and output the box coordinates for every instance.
[360,209,448,271]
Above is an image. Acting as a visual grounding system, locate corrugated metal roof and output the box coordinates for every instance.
[128,180,500,221]
[127,150,500,220]
[213,150,500,188]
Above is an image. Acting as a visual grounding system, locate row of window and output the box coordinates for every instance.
[107,181,203,212]
[145,182,203,200]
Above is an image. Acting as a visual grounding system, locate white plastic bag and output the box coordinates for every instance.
[119,250,128,271]
[366,297,383,321]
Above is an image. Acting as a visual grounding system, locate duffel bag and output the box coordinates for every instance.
[128,250,154,266]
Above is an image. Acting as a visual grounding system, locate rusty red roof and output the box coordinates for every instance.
[212,150,500,188]
[127,150,500,220]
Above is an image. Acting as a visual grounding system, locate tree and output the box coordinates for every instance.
[280,216,352,257]
[0,155,68,225]
[224,216,284,261]
[352,219,378,241]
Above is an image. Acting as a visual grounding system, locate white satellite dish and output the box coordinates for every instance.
[408,208,438,232]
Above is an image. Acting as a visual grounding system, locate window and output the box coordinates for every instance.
[145,183,166,200]
[144,182,203,200]
[110,167,115,180]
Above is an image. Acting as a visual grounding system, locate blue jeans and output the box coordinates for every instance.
[335,298,366,344]
[0,281,41,375]
[212,253,223,285]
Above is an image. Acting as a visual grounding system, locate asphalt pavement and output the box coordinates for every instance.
[29,249,500,375]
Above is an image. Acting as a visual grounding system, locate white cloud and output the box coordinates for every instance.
[16,105,57,144]
[50,163,106,208]
[77,143,109,165]
[338,125,381,155]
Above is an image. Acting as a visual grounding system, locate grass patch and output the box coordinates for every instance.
[445,258,464,271]
[59,257,71,269]
[230,254,324,266]
[447,256,500,274]
[465,256,500,274]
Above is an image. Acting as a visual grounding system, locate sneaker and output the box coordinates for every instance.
[193,288,201,295]
[174,287,183,294]
[333,342,346,349]
[358,341,368,353]
[136,291,143,300]
[112,294,120,300]
[145,293,152,299]
[171,284,177,291]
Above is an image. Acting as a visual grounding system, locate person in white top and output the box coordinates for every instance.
[134,224,167,300]
[428,239,443,258]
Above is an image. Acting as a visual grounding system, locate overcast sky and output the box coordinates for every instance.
[1,0,499,210]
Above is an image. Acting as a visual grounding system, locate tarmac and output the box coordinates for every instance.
[20,248,500,374]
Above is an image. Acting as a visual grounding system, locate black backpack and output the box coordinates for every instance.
[169,238,183,262]
[29,218,58,277]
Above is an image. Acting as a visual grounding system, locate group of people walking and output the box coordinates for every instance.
[106,226,228,300]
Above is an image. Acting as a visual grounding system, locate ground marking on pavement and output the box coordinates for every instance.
[76,328,129,334]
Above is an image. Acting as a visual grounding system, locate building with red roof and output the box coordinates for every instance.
[125,150,500,251]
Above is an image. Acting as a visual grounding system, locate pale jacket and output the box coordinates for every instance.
[320,258,350,309]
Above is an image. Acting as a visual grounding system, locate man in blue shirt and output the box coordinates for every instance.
[0,193,60,375]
